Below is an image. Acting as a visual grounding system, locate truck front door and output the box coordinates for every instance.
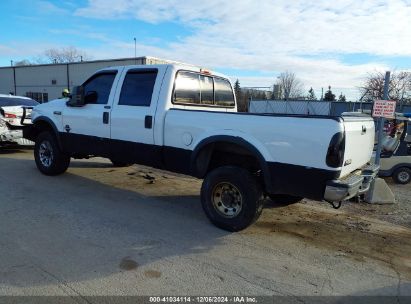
[62,68,122,156]
[110,66,166,166]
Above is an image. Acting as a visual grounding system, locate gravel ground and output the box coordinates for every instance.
[0,148,410,298]
[336,179,411,227]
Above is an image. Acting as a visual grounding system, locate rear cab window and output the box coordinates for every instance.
[174,71,201,105]
[173,70,235,108]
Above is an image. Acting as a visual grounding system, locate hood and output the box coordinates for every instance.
[38,98,68,107]
[31,98,67,122]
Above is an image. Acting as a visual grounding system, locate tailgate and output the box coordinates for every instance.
[340,115,375,177]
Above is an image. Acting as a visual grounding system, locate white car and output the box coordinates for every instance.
[0,94,38,146]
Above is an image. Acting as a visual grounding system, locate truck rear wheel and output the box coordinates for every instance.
[34,131,70,176]
[393,167,411,184]
[201,166,264,232]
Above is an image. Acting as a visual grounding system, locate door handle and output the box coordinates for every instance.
[145,115,153,129]
[103,112,109,124]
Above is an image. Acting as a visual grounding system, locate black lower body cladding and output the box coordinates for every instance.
[53,132,338,201]
[267,162,340,201]
[24,127,340,200]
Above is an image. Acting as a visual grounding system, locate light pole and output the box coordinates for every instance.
[133,37,137,64]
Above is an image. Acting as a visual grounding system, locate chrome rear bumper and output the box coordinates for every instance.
[324,164,379,202]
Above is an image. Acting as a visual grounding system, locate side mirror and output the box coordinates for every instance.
[66,86,85,107]
[84,91,98,104]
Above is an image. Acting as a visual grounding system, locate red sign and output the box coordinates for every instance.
[372,100,396,118]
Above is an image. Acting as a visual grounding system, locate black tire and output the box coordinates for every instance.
[201,166,264,232]
[110,159,132,167]
[34,131,70,176]
[393,167,411,184]
[267,194,303,206]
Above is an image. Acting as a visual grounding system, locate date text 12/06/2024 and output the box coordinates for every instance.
[149,297,258,303]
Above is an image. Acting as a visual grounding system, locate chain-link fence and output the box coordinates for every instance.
[249,100,411,116]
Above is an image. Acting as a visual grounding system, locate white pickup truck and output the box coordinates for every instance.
[24,63,378,231]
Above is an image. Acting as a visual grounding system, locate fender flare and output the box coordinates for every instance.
[30,116,63,149]
[190,135,273,192]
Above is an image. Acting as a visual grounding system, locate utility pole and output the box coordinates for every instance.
[10,60,13,66]
[134,37,137,65]
[374,71,391,166]
[365,71,395,204]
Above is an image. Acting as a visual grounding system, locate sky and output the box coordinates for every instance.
[1,0,411,100]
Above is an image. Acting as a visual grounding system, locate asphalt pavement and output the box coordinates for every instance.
[0,149,410,299]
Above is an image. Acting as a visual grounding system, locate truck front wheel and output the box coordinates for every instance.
[34,131,70,176]
[201,166,264,231]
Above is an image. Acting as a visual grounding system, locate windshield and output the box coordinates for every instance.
[0,97,39,107]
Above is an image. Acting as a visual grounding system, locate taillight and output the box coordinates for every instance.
[4,113,17,118]
[326,132,345,168]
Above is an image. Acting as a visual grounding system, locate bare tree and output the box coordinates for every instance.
[39,46,91,64]
[359,70,411,104]
[275,71,304,100]
[14,59,32,66]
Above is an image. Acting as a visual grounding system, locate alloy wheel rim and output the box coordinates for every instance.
[39,140,54,168]
[212,182,243,218]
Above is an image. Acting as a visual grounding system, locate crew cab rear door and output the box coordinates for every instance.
[109,66,167,166]
[62,67,123,156]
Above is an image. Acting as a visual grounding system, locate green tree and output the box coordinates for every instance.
[233,80,248,112]
[338,93,346,102]
[234,79,241,100]
[307,87,316,100]
[324,86,336,101]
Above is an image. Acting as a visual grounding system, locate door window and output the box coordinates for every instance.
[83,72,117,105]
[119,70,158,107]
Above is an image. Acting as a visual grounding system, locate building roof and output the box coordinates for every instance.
[0,56,193,69]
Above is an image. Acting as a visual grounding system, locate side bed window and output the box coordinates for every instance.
[173,71,234,108]
[83,72,117,105]
[119,69,158,107]
[215,78,235,107]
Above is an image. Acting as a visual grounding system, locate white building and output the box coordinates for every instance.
[0,56,172,102]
